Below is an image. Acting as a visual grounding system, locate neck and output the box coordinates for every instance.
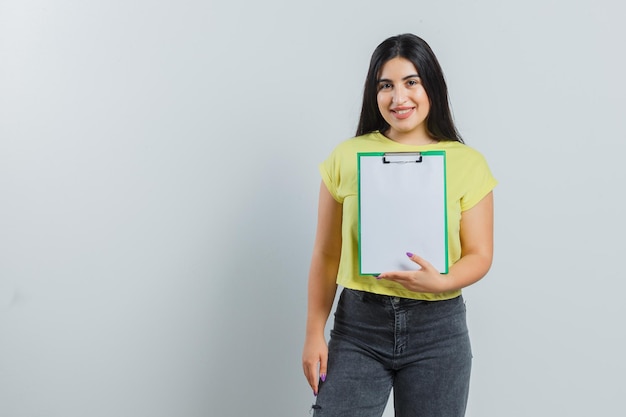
[383,129,438,146]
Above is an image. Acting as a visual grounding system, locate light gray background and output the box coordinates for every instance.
[1,1,625,416]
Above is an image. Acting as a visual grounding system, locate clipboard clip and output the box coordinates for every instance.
[382,152,422,164]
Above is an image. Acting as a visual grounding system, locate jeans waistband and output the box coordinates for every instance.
[344,288,461,307]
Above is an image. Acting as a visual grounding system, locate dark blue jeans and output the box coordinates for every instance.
[313,288,472,417]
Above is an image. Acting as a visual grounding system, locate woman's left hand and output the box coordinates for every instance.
[376,252,451,293]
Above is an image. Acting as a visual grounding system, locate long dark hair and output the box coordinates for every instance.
[356,34,463,143]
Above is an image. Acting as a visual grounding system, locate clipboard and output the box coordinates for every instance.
[357,151,448,275]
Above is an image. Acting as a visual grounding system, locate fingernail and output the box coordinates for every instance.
[320,373,326,382]
[373,274,380,279]
[313,390,317,396]
[406,252,414,258]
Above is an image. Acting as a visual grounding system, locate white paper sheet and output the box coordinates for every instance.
[358,151,448,274]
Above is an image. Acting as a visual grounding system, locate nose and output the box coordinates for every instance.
[391,87,407,105]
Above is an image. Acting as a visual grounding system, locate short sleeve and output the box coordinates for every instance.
[459,151,498,211]
[319,152,343,203]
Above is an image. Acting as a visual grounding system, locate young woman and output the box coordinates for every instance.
[302,34,497,417]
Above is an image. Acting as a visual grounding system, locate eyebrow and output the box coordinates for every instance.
[377,74,420,83]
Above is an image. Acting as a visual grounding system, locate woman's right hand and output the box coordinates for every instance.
[302,333,328,396]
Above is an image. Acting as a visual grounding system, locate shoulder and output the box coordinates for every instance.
[442,141,497,198]
[442,141,484,156]
[442,141,491,165]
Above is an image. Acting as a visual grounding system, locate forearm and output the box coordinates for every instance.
[305,251,339,337]
[302,245,340,395]
[444,252,492,292]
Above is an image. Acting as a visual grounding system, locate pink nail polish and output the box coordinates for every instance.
[406,252,414,257]
[321,373,326,382]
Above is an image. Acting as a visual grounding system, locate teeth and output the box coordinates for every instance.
[396,109,411,115]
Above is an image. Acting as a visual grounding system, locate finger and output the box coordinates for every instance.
[319,350,328,386]
[377,270,412,281]
[406,252,429,269]
[304,361,319,394]
[375,272,399,281]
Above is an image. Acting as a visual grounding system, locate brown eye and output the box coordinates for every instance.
[378,83,392,91]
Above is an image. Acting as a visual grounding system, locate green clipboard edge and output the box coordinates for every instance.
[357,151,449,275]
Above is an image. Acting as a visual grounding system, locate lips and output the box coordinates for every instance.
[391,107,415,120]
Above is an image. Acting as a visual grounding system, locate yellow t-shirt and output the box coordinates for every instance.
[320,131,497,301]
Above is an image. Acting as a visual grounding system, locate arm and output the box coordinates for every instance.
[377,191,494,293]
[302,181,342,395]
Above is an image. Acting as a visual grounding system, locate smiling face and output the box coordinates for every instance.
[376,57,433,145]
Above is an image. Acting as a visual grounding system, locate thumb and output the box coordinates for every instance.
[406,252,427,269]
